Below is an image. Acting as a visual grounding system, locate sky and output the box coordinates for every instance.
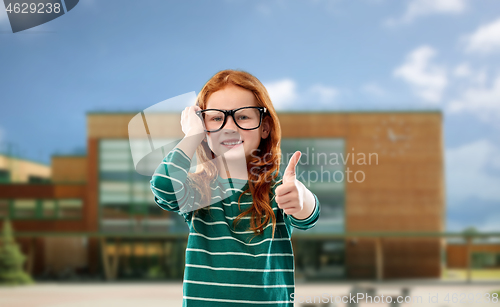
[1,0,500,232]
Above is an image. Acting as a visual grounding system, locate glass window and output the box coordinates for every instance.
[132,182,151,204]
[99,139,190,233]
[472,252,496,268]
[42,200,57,217]
[281,138,345,234]
[28,176,50,184]
[101,218,134,233]
[101,203,131,219]
[0,169,10,183]
[100,181,131,204]
[13,199,37,218]
[100,140,130,151]
[100,140,133,172]
[59,199,82,218]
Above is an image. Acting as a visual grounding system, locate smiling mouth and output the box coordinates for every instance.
[221,140,243,146]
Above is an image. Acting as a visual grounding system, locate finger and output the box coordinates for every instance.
[276,197,292,208]
[276,192,294,204]
[276,180,298,196]
[278,202,294,210]
[275,184,291,197]
[283,151,301,183]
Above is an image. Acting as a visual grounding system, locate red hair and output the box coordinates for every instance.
[187,69,282,240]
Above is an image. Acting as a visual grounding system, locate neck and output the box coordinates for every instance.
[216,155,248,180]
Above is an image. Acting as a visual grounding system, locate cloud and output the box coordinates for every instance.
[446,139,500,205]
[308,84,339,104]
[447,74,500,125]
[393,45,448,103]
[453,63,471,78]
[462,17,500,55]
[480,214,500,232]
[264,79,298,109]
[264,79,340,110]
[384,0,466,26]
[452,62,487,85]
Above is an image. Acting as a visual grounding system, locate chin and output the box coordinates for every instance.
[221,150,246,160]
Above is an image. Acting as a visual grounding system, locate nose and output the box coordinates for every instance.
[223,115,238,131]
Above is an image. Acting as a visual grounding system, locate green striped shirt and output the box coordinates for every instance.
[150,148,320,306]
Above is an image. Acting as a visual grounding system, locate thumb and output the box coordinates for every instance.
[283,151,301,184]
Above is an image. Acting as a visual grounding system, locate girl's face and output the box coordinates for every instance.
[204,84,270,162]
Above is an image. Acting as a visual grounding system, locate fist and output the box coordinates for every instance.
[275,151,304,216]
[181,105,205,137]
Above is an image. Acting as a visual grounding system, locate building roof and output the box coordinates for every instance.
[86,108,442,115]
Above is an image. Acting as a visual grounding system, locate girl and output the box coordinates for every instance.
[150,69,320,306]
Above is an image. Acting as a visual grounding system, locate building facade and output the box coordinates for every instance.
[0,110,445,280]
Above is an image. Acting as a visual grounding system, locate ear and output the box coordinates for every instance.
[261,117,271,139]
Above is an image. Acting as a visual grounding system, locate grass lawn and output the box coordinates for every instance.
[443,268,500,280]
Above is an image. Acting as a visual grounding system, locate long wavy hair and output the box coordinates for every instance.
[187,69,282,240]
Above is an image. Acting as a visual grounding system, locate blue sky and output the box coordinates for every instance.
[1,0,500,232]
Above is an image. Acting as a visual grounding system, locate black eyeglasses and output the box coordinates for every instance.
[196,106,267,132]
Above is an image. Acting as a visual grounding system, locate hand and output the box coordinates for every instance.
[181,106,205,138]
[275,151,304,216]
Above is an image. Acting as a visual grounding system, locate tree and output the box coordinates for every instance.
[462,226,478,234]
[0,217,34,285]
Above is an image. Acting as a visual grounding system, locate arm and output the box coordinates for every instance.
[150,146,197,221]
[150,105,206,221]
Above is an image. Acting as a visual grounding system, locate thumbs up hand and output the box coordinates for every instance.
[275,151,304,216]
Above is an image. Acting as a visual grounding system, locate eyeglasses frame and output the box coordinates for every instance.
[195,106,268,133]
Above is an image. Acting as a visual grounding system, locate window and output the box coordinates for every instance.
[472,252,497,268]
[28,175,50,184]
[13,199,37,218]
[42,200,57,217]
[0,169,9,183]
[58,199,83,218]
[281,138,345,234]
[0,198,83,220]
[99,139,179,233]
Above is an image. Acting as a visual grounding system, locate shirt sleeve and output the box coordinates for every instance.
[150,147,196,223]
[285,192,320,230]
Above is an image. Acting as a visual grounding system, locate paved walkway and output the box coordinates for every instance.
[0,281,499,307]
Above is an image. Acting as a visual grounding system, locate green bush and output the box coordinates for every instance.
[0,218,35,286]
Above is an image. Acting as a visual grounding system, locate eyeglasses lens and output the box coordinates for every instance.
[202,108,261,131]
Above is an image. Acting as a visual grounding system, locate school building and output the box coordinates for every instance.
[2,109,483,281]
